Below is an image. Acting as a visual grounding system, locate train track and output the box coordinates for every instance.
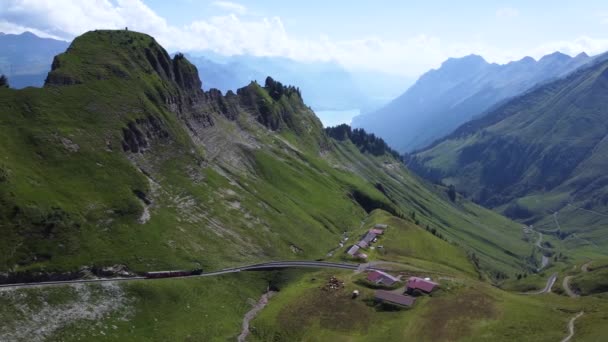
[0,261,364,290]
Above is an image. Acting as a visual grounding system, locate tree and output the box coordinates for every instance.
[0,74,8,88]
[447,184,456,202]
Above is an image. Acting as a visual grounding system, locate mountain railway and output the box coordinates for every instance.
[0,261,366,290]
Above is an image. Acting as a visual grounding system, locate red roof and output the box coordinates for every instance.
[367,270,399,285]
[406,277,438,293]
[367,271,383,282]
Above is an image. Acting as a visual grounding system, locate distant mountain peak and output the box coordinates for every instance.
[518,56,536,63]
[575,52,589,59]
[441,54,487,68]
[539,51,571,63]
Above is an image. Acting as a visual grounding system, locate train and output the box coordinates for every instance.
[145,268,203,279]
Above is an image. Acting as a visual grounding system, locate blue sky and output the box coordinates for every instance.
[1,0,608,77]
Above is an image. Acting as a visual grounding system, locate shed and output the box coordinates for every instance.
[361,232,377,244]
[355,252,368,260]
[375,224,388,229]
[406,276,439,293]
[346,245,360,256]
[370,228,384,235]
[367,270,400,286]
[374,290,415,307]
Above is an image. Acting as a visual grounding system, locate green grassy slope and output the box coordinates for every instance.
[0,29,560,340]
[409,56,608,260]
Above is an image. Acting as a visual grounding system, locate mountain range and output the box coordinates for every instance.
[1,29,608,341]
[0,31,69,88]
[408,53,608,253]
[187,54,409,113]
[352,51,593,152]
[0,31,409,118]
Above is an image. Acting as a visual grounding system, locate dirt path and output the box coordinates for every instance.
[522,273,557,295]
[237,291,276,342]
[560,311,584,342]
[581,260,593,272]
[535,231,543,248]
[562,276,579,298]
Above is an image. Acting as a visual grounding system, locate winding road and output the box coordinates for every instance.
[561,312,584,342]
[562,276,579,298]
[0,260,367,290]
[523,273,558,295]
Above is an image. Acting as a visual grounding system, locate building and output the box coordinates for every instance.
[406,277,439,294]
[361,232,376,244]
[375,224,388,229]
[357,240,369,248]
[355,252,368,260]
[374,290,415,307]
[370,228,385,235]
[367,270,400,286]
[346,245,360,256]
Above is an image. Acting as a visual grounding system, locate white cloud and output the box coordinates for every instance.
[529,36,608,58]
[212,1,247,15]
[1,0,607,78]
[496,7,519,18]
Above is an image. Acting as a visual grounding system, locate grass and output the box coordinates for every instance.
[249,268,608,341]
[0,29,580,341]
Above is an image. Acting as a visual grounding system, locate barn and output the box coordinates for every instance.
[406,276,439,294]
[374,290,415,307]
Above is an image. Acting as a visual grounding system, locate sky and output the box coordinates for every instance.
[1,0,608,78]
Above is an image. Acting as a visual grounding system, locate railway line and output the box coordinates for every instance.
[0,260,365,290]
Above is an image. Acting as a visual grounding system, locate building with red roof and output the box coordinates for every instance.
[406,277,439,294]
[367,270,400,286]
[370,228,384,235]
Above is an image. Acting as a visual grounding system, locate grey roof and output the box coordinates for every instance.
[347,245,360,255]
[374,290,415,307]
[361,232,377,244]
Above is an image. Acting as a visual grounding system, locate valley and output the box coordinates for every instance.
[1,8,608,339]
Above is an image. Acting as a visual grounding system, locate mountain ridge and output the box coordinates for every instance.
[408,54,608,255]
[352,50,594,152]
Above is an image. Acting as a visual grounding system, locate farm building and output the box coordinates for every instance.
[361,232,376,244]
[370,228,384,235]
[374,290,415,307]
[406,277,439,294]
[346,245,360,256]
[355,252,368,260]
[357,240,369,248]
[374,224,388,229]
[367,270,400,286]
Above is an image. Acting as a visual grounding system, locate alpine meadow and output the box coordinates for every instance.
[1,2,608,341]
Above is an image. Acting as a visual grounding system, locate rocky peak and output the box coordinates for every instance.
[44,30,203,97]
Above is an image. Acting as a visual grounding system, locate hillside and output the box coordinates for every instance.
[0,29,538,280]
[409,55,608,258]
[352,52,592,152]
[1,29,591,341]
[0,32,69,88]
